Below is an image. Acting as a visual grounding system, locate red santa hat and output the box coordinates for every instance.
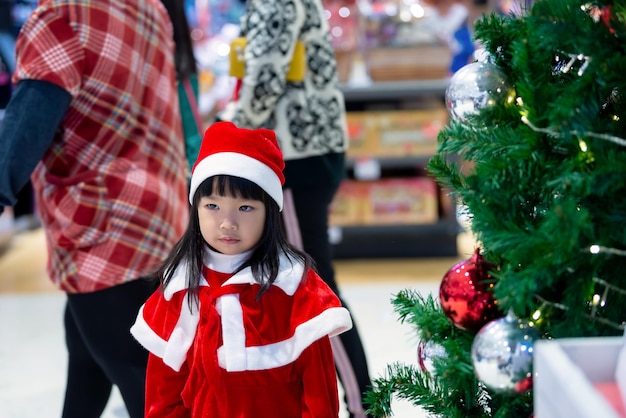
[189,122,285,210]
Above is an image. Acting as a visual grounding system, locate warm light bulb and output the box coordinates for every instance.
[531,309,542,321]
[592,294,601,305]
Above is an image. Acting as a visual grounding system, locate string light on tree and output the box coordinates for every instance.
[520,116,626,148]
[552,52,591,77]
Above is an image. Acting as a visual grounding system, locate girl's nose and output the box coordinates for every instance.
[220,216,237,230]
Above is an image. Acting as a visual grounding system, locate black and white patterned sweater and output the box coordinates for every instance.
[231,0,348,189]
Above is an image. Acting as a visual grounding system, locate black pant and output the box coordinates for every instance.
[290,185,372,417]
[13,181,34,219]
[62,278,156,418]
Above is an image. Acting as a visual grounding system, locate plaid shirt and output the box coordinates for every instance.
[13,0,188,293]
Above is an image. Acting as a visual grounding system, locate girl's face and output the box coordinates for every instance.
[198,192,266,255]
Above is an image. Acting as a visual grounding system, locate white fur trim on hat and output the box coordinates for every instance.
[188,152,284,210]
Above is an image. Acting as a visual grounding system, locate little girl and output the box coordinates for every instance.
[131,121,353,417]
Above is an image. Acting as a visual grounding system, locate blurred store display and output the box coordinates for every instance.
[183,0,492,258]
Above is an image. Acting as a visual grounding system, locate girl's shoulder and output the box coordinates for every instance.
[162,261,208,299]
[257,253,307,296]
[298,268,340,302]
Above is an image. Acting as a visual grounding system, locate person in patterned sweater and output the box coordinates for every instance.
[0,0,188,416]
[222,0,373,415]
[131,121,353,417]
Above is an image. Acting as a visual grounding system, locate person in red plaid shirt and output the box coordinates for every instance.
[0,0,189,416]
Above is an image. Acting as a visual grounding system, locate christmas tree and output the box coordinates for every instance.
[365,1,626,417]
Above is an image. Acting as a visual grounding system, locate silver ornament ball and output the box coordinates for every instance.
[417,340,447,376]
[471,313,540,394]
[445,61,515,123]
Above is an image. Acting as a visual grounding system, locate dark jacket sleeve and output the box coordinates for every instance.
[0,79,72,210]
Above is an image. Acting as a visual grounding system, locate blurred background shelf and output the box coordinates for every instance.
[330,79,457,259]
[340,78,448,103]
[331,221,460,258]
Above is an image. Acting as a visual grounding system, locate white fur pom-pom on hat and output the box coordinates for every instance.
[188,122,285,210]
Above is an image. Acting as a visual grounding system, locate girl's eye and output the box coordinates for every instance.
[239,205,253,212]
[207,203,218,210]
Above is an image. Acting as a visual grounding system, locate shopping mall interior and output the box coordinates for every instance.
[0,225,476,417]
[0,0,509,416]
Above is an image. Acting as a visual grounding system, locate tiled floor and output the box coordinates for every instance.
[0,226,474,418]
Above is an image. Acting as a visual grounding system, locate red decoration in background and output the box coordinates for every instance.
[515,376,534,393]
[439,248,501,331]
[602,5,616,34]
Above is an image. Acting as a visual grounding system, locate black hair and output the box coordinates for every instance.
[155,175,315,309]
[160,0,197,80]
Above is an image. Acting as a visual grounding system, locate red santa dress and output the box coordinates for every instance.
[131,248,353,417]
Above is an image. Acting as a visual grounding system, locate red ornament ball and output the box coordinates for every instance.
[439,248,501,331]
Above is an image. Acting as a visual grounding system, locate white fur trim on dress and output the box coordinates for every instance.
[130,252,343,372]
[217,305,352,371]
[130,295,200,372]
[188,152,284,210]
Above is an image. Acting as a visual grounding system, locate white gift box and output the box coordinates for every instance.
[617,331,626,413]
[534,337,625,418]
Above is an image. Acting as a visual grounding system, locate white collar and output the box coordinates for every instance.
[203,246,252,273]
[162,247,303,300]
